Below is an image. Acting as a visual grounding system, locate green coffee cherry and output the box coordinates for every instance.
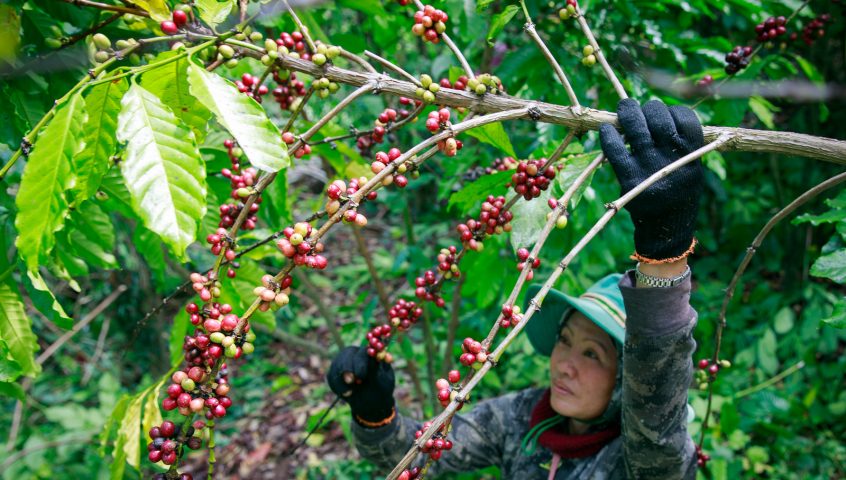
[210,332,226,343]
[218,45,235,59]
[250,31,263,42]
[181,378,196,391]
[583,45,595,57]
[312,53,327,66]
[92,33,111,50]
[245,330,256,342]
[420,74,432,88]
[242,342,255,354]
[94,51,110,63]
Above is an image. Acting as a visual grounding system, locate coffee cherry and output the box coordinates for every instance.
[161,21,179,35]
[172,10,188,27]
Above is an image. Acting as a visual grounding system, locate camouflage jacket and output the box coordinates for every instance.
[351,271,698,479]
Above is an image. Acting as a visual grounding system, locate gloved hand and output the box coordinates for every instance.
[599,99,705,262]
[327,346,395,425]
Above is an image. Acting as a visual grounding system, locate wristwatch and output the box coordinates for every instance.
[635,263,691,288]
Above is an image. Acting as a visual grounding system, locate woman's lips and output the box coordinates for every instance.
[552,382,574,396]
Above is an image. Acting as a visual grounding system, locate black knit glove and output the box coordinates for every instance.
[599,99,705,262]
[327,346,395,425]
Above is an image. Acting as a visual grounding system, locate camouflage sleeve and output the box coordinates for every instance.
[350,389,538,476]
[619,270,698,479]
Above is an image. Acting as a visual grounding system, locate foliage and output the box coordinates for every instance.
[0,0,844,478]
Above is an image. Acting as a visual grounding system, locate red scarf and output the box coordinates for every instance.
[529,389,621,459]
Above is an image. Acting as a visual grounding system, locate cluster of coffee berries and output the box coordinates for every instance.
[696,75,714,88]
[412,5,448,43]
[695,358,730,390]
[365,324,394,361]
[695,444,711,469]
[282,131,312,159]
[326,177,376,221]
[436,246,461,279]
[755,15,787,42]
[234,73,269,102]
[371,148,409,187]
[459,337,487,367]
[466,73,504,95]
[724,45,752,75]
[311,41,341,66]
[272,69,308,110]
[439,75,469,91]
[456,195,513,251]
[311,76,340,99]
[162,362,234,417]
[253,274,293,312]
[389,298,424,332]
[160,6,189,35]
[545,199,570,229]
[189,272,219,302]
[220,139,260,232]
[416,74,441,103]
[485,156,520,174]
[434,370,462,407]
[515,248,542,281]
[397,467,422,480]
[147,420,201,466]
[90,33,113,63]
[499,304,524,329]
[415,422,454,460]
[356,106,411,153]
[414,269,446,307]
[205,228,239,278]
[558,0,578,20]
[277,30,310,60]
[508,159,556,200]
[581,45,597,67]
[796,14,831,46]
[276,223,328,270]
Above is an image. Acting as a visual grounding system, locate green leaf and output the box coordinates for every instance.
[261,167,292,227]
[773,306,794,334]
[100,394,129,456]
[116,83,206,261]
[822,298,846,329]
[196,0,234,28]
[22,268,72,330]
[447,169,511,215]
[65,200,118,269]
[0,274,40,377]
[756,328,778,375]
[509,189,552,252]
[792,208,846,226]
[793,54,824,84]
[486,4,520,45]
[810,248,846,284]
[337,0,386,16]
[748,96,777,129]
[141,376,168,444]
[141,52,212,143]
[15,93,85,271]
[0,4,21,63]
[132,226,169,289]
[551,152,596,209]
[72,79,127,205]
[476,0,497,12]
[464,122,517,158]
[169,309,191,365]
[187,63,289,173]
[132,0,170,22]
[0,338,23,382]
[0,380,24,400]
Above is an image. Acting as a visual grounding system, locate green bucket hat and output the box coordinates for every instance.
[524,274,626,356]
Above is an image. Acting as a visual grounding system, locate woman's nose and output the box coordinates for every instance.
[555,351,577,378]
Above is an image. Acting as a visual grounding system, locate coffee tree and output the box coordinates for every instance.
[1,0,844,478]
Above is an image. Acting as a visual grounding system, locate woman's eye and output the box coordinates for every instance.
[558,335,570,345]
[584,349,598,360]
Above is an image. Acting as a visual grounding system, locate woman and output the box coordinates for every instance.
[326,99,704,479]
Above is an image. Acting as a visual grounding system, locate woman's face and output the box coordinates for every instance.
[549,311,618,422]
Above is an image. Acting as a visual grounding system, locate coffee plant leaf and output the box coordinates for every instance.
[65,200,118,269]
[112,391,145,477]
[14,93,85,272]
[22,268,72,330]
[486,4,519,46]
[822,298,846,329]
[810,248,846,284]
[552,152,596,209]
[72,79,127,205]
[0,275,40,378]
[464,121,516,158]
[0,338,22,383]
[756,328,778,375]
[99,394,130,456]
[187,63,289,173]
[141,52,212,144]
[140,375,168,450]
[169,309,192,365]
[0,380,24,401]
[509,187,553,252]
[132,0,170,22]
[447,169,511,215]
[116,83,206,261]
[196,0,234,29]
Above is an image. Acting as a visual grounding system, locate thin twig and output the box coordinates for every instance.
[2,435,93,470]
[340,48,377,73]
[58,0,147,16]
[364,50,421,86]
[283,0,317,52]
[81,315,111,385]
[734,361,806,398]
[519,1,580,107]
[573,7,628,99]
[442,274,466,375]
[351,228,392,313]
